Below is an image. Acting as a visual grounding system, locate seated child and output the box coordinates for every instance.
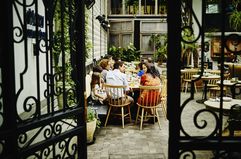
[91,72,107,104]
[136,62,144,77]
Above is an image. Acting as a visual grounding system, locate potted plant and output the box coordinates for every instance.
[229,0,241,31]
[86,107,101,144]
[108,43,140,62]
[149,34,167,65]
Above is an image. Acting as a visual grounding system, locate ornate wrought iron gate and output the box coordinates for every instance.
[0,0,87,158]
[168,0,241,158]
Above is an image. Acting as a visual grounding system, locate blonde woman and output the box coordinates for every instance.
[99,59,111,82]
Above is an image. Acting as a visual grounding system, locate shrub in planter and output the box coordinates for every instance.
[108,43,140,62]
[86,107,101,144]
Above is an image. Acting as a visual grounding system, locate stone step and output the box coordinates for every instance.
[109,153,165,159]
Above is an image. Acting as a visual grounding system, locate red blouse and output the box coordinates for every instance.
[138,73,161,106]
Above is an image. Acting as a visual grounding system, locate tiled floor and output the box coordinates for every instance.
[88,91,239,159]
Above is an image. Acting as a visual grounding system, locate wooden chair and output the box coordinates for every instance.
[182,69,198,93]
[207,78,226,98]
[160,76,167,120]
[135,85,162,130]
[103,84,132,128]
[207,72,228,98]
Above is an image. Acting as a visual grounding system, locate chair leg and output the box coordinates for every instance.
[121,107,125,129]
[128,105,132,123]
[144,111,148,121]
[182,82,185,92]
[104,106,112,127]
[194,83,197,93]
[185,82,188,93]
[161,100,167,120]
[153,108,156,123]
[135,106,140,125]
[140,108,145,130]
[155,108,161,130]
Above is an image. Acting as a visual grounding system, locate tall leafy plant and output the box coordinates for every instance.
[149,34,167,63]
[108,43,140,62]
[229,0,241,31]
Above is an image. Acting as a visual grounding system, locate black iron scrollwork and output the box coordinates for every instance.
[180,102,219,139]
[20,136,77,159]
[40,146,51,159]
[53,121,63,136]
[15,0,35,7]
[0,140,5,156]
[179,150,196,159]
[18,133,28,146]
[181,0,201,44]
[0,82,3,128]
[179,0,223,141]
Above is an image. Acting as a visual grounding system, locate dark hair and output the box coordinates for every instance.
[113,61,124,69]
[138,62,143,70]
[91,72,101,89]
[93,65,103,73]
[113,57,121,62]
[104,55,112,59]
[143,62,160,78]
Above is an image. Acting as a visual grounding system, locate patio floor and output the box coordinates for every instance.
[87,92,225,159]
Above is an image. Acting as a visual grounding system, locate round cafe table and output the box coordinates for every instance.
[216,80,241,99]
[204,98,241,112]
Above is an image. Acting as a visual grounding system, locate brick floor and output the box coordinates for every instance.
[88,91,240,159]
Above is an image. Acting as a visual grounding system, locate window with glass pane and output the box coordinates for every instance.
[109,34,120,47]
[158,0,167,15]
[141,0,155,15]
[122,34,132,47]
[141,35,154,52]
[111,0,122,14]
[125,0,139,14]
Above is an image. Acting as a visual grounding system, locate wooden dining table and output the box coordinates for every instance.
[127,74,140,90]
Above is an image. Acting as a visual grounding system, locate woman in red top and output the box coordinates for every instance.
[138,62,161,108]
[140,62,161,86]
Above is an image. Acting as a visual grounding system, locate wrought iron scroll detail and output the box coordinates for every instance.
[0,140,5,157]
[179,0,223,140]
[18,120,75,148]
[5,0,85,157]
[180,105,219,138]
[0,82,3,128]
[21,136,77,159]
[179,150,196,159]
[181,0,201,44]
[0,78,3,157]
